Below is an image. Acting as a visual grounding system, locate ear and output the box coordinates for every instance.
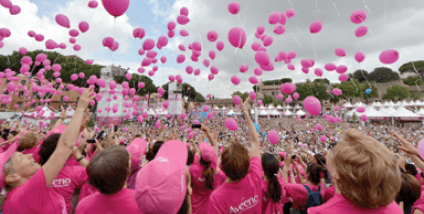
[5,173,21,184]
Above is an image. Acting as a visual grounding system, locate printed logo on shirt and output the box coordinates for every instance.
[156,156,169,163]
[50,178,71,187]
[229,195,259,214]
[197,177,205,183]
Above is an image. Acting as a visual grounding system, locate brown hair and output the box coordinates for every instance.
[307,163,326,185]
[199,156,215,190]
[221,141,249,181]
[187,148,194,166]
[332,129,401,208]
[395,173,421,211]
[0,158,15,207]
[262,153,282,203]
[17,132,39,152]
[87,145,130,195]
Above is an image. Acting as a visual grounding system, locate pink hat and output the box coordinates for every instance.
[135,140,188,214]
[277,151,287,159]
[0,142,18,189]
[46,124,66,138]
[199,142,216,163]
[126,138,147,169]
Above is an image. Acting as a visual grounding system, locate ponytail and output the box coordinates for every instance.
[200,157,215,190]
[308,163,326,185]
[267,174,282,203]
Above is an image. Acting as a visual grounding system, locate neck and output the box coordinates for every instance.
[225,177,240,183]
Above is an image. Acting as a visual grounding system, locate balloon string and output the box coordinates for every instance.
[311,36,318,59]
[362,0,371,14]
[360,69,372,89]
[349,77,359,92]
[288,28,301,47]
[328,0,341,18]
[242,0,251,28]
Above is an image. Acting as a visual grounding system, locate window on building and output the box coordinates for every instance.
[271,92,275,96]
[19,91,24,97]
[5,79,10,84]
[20,80,26,85]
[31,103,36,109]
[1,104,7,109]
[61,96,65,101]
[4,90,9,95]
[17,102,22,109]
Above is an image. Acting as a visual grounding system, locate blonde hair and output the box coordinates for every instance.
[18,132,39,151]
[332,129,401,208]
[0,158,15,207]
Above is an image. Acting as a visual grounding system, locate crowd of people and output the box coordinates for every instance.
[0,90,423,214]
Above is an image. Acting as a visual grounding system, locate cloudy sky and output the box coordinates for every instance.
[0,0,423,98]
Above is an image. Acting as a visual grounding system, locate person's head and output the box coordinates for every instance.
[306,162,326,185]
[38,133,61,165]
[1,131,9,140]
[261,153,282,203]
[221,141,250,181]
[405,163,417,176]
[277,152,286,162]
[395,173,421,211]
[327,129,401,209]
[313,153,326,166]
[9,130,18,137]
[146,140,164,161]
[126,138,147,171]
[135,140,190,214]
[17,131,41,152]
[199,142,217,190]
[87,145,130,194]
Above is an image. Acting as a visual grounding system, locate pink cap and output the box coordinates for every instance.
[0,142,18,189]
[199,142,216,163]
[126,138,147,169]
[46,124,66,138]
[135,140,188,213]
[277,151,286,159]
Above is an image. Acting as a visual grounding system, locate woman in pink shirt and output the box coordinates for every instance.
[395,173,421,214]
[308,130,403,214]
[261,152,286,214]
[0,89,95,214]
[208,97,263,214]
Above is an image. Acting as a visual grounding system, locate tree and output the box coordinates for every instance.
[231,91,249,101]
[349,70,369,83]
[295,82,328,102]
[263,78,292,85]
[382,85,410,101]
[313,78,330,84]
[263,95,274,106]
[403,75,424,86]
[115,74,157,96]
[399,61,424,81]
[367,67,400,83]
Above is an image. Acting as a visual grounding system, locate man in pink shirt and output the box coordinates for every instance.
[208,97,263,214]
[76,145,142,214]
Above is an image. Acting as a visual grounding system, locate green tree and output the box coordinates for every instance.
[263,78,292,85]
[263,95,274,106]
[115,74,157,96]
[349,69,369,83]
[403,75,424,86]
[231,91,249,101]
[382,85,410,101]
[367,67,400,83]
[410,92,422,100]
[399,61,424,81]
[313,78,330,84]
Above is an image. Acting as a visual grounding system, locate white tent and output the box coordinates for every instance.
[294,104,302,109]
[267,105,275,109]
[380,107,396,116]
[415,108,424,115]
[276,105,283,110]
[296,109,306,116]
[259,110,268,116]
[269,109,280,116]
[343,102,354,108]
[227,110,234,116]
[416,100,424,106]
[354,101,364,107]
[364,107,385,119]
[371,101,382,108]
[250,109,255,114]
[147,108,156,115]
[284,110,294,116]
[391,107,422,120]
[221,106,228,112]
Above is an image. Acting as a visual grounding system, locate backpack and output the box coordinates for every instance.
[301,185,322,213]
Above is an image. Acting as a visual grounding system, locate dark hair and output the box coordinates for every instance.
[146,141,164,162]
[187,148,194,166]
[1,131,9,140]
[87,145,130,195]
[314,154,326,166]
[405,163,418,176]
[261,153,282,203]
[221,142,249,181]
[307,163,326,185]
[199,156,215,190]
[9,130,18,136]
[395,173,421,211]
[38,134,61,165]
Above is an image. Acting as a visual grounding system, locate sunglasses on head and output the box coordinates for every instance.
[328,142,337,150]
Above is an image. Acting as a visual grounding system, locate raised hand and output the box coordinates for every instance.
[77,89,96,111]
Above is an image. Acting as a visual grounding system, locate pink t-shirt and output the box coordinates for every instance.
[49,165,88,214]
[127,166,141,190]
[190,154,225,214]
[208,156,262,214]
[261,177,286,214]
[413,186,424,213]
[285,183,325,209]
[75,188,142,214]
[78,183,99,202]
[323,185,336,202]
[3,168,67,214]
[308,193,403,214]
[22,146,41,164]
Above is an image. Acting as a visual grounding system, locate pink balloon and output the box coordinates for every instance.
[186,66,193,74]
[228,27,246,49]
[207,31,218,42]
[233,95,241,105]
[316,123,322,131]
[35,34,44,42]
[286,8,295,18]
[335,47,346,57]
[301,59,312,68]
[209,50,216,60]
[255,51,270,66]
[194,69,200,76]
[9,5,20,15]
[339,74,349,82]
[168,30,175,38]
[379,49,399,64]
[309,20,323,34]
[216,41,224,51]
[168,75,175,82]
[0,0,12,8]
[180,29,189,37]
[228,2,240,15]
[332,88,342,96]
[146,50,157,58]
[133,27,146,39]
[254,68,263,76]
[324,63,337,71]
[88,0,98,8]
[71,74,78,81]
[167,21,176,30]
[293,92,299,100]
[257,26,265,35]
[301,67,309,74]
[45,39,57,49]
[225,118,238,131]
[180,7,189,16]
[86,59,93,65]
[239,64,248,73]
[143,39,155,50]
[157,36,168,47]
[73,44,81,51]
[177,15,190,25]
[280,83,296,95]
[355,52,365,63]
[208,74,214,81]
[52,64,62,72]
[69,38,76,44]
[249,76,258,84]
[269,12,280,24]
[28,30,36,37]
[350,10,367,24]
[138,82,145,89]
[249,91,256,100]
[336,65,347,74]
[287,50,297,59]
[126,73,132,80]
[277,94,283,100]
[177,54,185,63]
[357,106,366,113]
[231,75,240,85]
[361,114,368,122]
[163,101,169,109]
[78,21,90,33]
[210,66,219,75]
[19,47,27,55]
[274,25,286,35]
[263,36,273,47]
[314,68,323,77]
[355,26,368,37]
[268,130,279,144]
[55,14,70,28]
[102,0,130,17]
[320,135,327,142]
[287,64,295,70]
[304,96,321,116]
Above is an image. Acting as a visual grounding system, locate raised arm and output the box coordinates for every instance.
[241,97,260,158]
[202,124,218,155]
[42,89,95,186]
[53,105,67,129]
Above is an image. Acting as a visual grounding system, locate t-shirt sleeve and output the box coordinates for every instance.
[207,193,224,214]
[75,197,88,214]
[72,166,89,188]
[18,168,48,210]
[249,156,263,181]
